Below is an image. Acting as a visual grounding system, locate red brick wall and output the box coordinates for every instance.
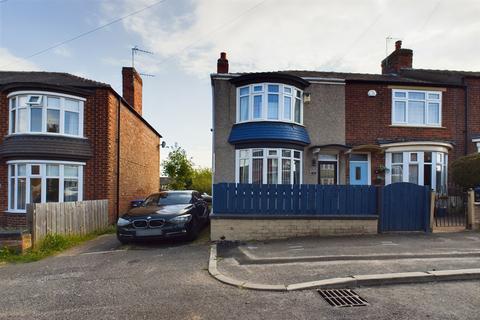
[345,82,466,185]
[83,89,112,219]
[122,67,143,115]
[117,100,160,216]
[0,93,8,226]
[466,78,480,154]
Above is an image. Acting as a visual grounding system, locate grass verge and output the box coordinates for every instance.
[0,226,116,264]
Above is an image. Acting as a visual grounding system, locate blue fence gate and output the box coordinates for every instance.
[380,183,431,232]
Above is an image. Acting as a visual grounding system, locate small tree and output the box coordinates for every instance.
[162,144,194,190]
[451,153,480,189]
[191,168,212,195]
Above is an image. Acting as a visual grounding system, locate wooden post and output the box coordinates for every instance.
[467,189,475,230]
[429,191,436,233]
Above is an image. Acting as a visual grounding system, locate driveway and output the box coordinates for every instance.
[0,231,479,319]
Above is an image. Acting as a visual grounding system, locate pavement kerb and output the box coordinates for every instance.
[209,244,480,292]
[237,246,480,265]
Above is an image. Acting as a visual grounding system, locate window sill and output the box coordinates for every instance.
[389,125,446,129]
[5,211,27,215]
[6,133,87,139]
[236,120,305,127]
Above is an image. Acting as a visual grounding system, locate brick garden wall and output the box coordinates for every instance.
[210,218,378,241]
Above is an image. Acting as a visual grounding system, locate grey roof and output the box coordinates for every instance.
[230,70,449,85]
[472,133,480,140]
[0,71,110,89]
[399,68,480,86]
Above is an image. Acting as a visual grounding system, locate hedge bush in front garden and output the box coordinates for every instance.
[451,153,480,189]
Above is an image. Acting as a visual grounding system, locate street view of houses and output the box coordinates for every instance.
[1,1,480,319]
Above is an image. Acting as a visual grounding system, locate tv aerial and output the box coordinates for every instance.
[131,46,155,77]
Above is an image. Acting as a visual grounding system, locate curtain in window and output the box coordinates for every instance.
[252,159,263,184]
[65,111,79,135]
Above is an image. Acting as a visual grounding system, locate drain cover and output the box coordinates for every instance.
[318,289,368,307]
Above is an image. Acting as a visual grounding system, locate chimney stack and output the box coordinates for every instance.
[381,40,413,75]
[122,67,143,115]
[395,40,402,50]
[217,52,229,74]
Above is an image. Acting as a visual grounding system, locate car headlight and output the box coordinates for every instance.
[117,217,131,227]
[170,214,192,224]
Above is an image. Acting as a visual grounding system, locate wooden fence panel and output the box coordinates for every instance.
[212,183,378,216]
[28,200,109,247]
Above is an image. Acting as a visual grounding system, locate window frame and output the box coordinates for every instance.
[7,160,84,213]
[385,150,448,192]
[235,148,303,184]
[236,83,303,125]
[7,91,85,138]
[391,89,442,127]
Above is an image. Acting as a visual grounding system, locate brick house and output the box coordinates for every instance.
[211,42,480,192]
[0,67,161,228]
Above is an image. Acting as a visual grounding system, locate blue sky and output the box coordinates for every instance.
[1,0,480,168]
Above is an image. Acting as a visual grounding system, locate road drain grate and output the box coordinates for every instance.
[317,289,368,307]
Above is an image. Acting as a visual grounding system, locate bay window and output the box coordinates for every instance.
[392,89,442,126]
[236,148,302,184]
[386,150,448,192]
[8,91,84,137]
[237,83,303,124]
[8,161,84,213]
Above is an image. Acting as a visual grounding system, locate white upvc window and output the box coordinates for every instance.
[236,83,303,125]
[392,89,442,127]
[8,91,85,138]
[385,151,448,193]
[7,161,84,213]
[235,148,302,184]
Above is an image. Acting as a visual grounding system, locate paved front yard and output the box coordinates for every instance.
[0,232,479,319]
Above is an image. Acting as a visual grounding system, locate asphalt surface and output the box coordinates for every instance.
[0,231,480,319]
[217,232,480,285]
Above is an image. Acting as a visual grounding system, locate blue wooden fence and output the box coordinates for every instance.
[212,183,377,216]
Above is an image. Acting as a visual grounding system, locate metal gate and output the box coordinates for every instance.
[380,183,431,232]
[434,188,467,228]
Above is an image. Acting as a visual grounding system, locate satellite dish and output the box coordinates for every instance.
[368,90,377,97]
[161,141,167,148]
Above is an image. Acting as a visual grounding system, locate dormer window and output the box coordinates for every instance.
[8,91,84,137]
[236,83,303,125]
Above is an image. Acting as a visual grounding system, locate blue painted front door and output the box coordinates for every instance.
[350,162,368,185]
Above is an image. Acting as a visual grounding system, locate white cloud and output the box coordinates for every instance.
[0,47,39,71]
[102,0,480,77]
[52,46,72,58]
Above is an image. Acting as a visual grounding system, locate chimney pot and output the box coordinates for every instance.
[395,40,402,50]
[217,52,229,74]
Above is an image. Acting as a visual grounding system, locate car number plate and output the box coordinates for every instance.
[136,229,163,236]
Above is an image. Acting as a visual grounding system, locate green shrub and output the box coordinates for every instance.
[451,153,480,189]
[191,168,212,194]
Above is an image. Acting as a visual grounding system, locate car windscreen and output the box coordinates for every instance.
[157,193,191,206]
